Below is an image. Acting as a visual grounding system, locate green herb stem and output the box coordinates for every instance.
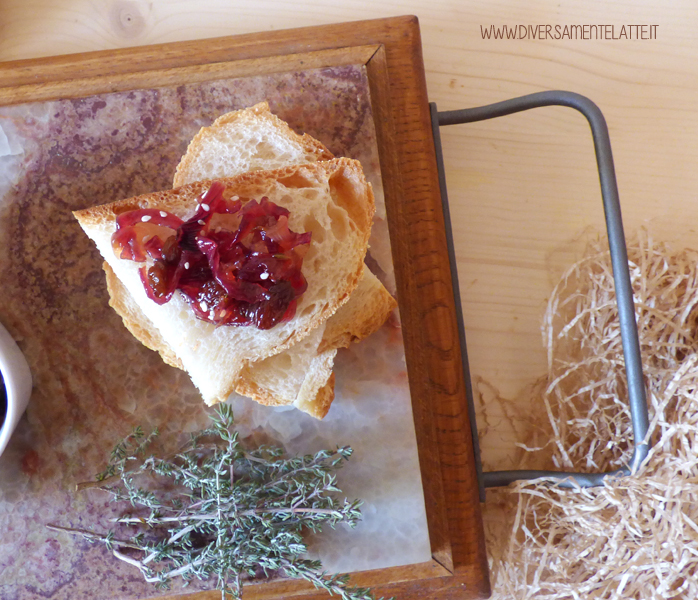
[47,405,379,600]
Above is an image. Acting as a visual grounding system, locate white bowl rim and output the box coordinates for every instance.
[0,321,32,457]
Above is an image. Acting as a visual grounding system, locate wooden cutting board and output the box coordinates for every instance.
[0,16,488,599]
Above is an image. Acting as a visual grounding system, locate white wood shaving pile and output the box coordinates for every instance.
[483,231,698,599]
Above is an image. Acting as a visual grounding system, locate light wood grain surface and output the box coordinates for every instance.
[2,0,696,471]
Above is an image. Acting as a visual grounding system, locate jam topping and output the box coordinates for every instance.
[111,182,311,330]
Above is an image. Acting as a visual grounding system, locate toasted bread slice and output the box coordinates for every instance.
[173,101,334,187]
[236,326,337,413]
[172,103,395,414]
[320,268,397,352]
[74,158,375,406]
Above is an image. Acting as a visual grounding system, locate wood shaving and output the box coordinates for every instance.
[483,231,698,599]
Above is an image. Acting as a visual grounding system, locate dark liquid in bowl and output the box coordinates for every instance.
[1,376,6,430]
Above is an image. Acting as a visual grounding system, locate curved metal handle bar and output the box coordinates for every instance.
[435,91,650,489]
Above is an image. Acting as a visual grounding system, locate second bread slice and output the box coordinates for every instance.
[75,158,374,406]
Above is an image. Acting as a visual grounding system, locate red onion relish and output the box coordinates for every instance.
[111,182,311,330]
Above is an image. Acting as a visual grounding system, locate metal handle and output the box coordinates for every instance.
[430,91,650,498]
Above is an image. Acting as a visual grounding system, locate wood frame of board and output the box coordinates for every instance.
[0,15,490,600]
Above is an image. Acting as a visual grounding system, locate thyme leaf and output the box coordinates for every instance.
[49,404,389,600]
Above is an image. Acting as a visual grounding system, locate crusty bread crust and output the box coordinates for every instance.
[319,268,397,352]
[74,158,375,406]
[173,102,334,188]
[233,377,294,407]
[295,374,336,420]
[235,370,335,419]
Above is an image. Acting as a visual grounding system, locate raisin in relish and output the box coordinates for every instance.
[111,182,311,330]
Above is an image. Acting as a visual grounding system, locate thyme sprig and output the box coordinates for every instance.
[49,405,385,600]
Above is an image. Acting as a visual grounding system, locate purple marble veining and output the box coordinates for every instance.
[0,65,429,600]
